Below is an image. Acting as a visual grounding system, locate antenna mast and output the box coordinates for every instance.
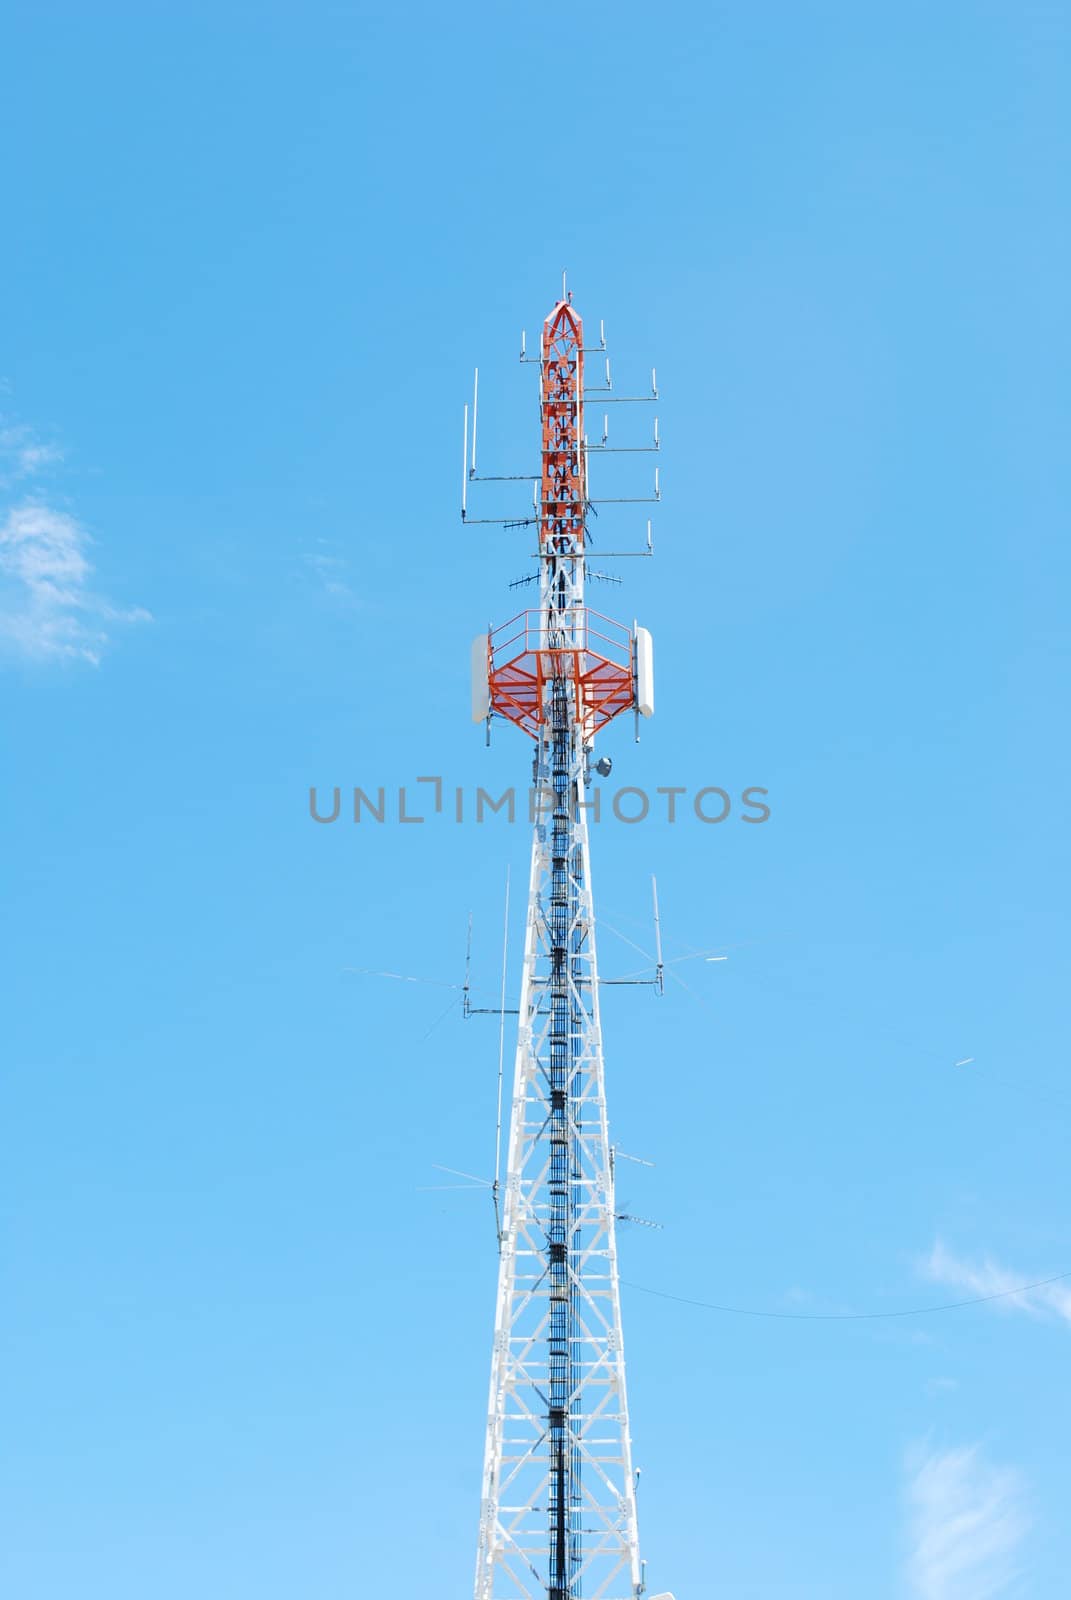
[467,290,661,1600]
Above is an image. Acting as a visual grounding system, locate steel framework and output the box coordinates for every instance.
[469,295,660,1600]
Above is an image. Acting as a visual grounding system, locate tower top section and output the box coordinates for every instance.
[538,300,588,556]
[466,287,658,744]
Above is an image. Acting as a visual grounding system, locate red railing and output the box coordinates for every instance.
[488,608,634,739]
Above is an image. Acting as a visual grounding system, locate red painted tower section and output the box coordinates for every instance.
[484,299,635,741]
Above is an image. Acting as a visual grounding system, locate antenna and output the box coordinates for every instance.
[463,911,473,1018]
[471,368,479,476]
[652,875,665,996]
[461,403,468,518]
[432,1163,492,1187]
[615,1212,664,1231]
[615,1148,655,1168]
[492,867,510,1247]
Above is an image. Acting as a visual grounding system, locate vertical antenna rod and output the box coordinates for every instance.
[491,867,510,1247]
[652,875,665,997]
[472,368,479,475]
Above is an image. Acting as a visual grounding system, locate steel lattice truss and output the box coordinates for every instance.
[474,741,641,1600]
[474,297,644,1600]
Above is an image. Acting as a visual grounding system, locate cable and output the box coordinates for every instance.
[620,1269,1071,1322]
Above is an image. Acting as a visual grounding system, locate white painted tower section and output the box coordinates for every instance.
[473,773,643,1600]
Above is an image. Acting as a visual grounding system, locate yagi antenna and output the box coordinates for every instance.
[432,1163,492,1188]
[615,1148,655,1168]
[616,1212,664,1231]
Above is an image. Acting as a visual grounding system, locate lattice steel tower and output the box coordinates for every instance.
[465,290,668,1600]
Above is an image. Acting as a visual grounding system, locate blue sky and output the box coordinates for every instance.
[1,3,1069,1596]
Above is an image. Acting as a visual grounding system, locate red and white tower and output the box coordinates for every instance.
[465,290,668,1600]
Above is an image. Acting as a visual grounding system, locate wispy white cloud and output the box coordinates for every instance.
[0,501,149,665]
[0,407,147,666]
[0,421,63,484]
[304,541,355,601]
[923,1241,1071,1326]
[906,1441,1030,1600]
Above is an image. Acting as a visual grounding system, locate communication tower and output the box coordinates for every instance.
[465,284,672,1600]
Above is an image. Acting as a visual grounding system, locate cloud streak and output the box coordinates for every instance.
[924,1241,1071,1327]
[0,413,147,665]
[304,544,355,600]
[0,421,63,484]
[0,501,150,665]
[906,1442,1030,1600]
